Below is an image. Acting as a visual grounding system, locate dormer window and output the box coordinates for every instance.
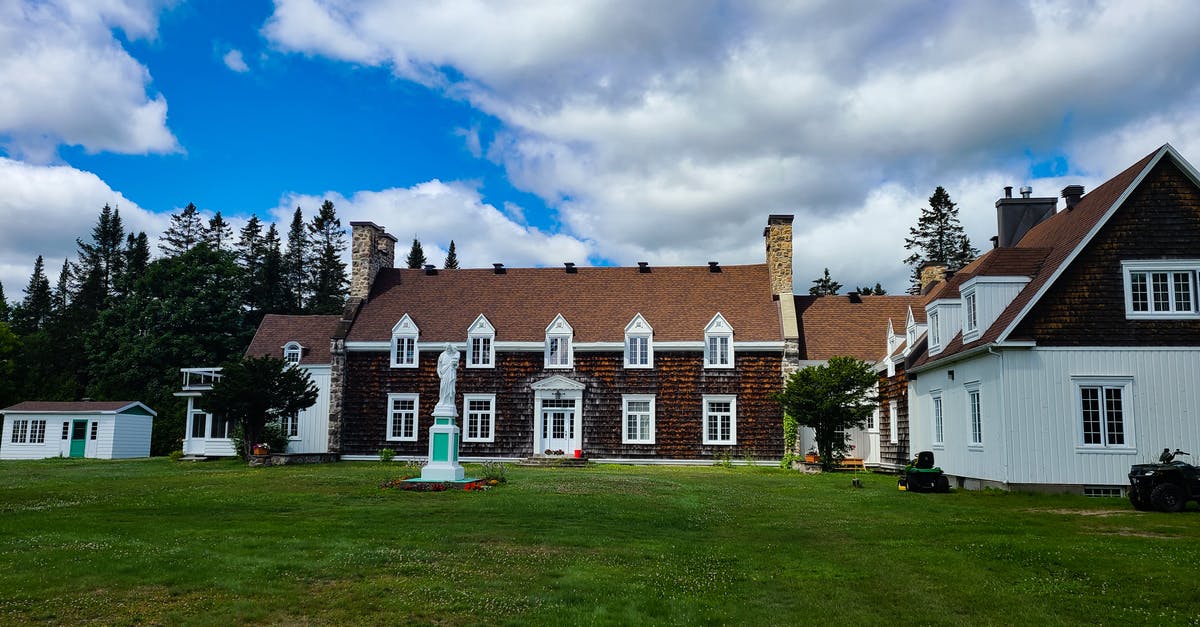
[624,313,653,368]
[905,307,917,347]
[964,290,978,332]
[283,342,302,366]
[390,314,419,368]
[467,314,496,369]
[704,313,734,369]
[545,314,573,368]
[928,311,940,348]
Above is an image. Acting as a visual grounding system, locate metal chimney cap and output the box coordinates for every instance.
[1019,186,1033,198]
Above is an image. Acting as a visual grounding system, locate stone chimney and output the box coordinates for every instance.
[763,214,794,296]
[995,187,1057,247]
[349,222,396,300]
[919,261,948,294]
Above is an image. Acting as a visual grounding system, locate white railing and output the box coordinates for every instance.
[180,367,223,390]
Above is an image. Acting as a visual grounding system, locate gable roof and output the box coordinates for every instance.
[246,314,341,364]
[912,144,1189,369]
[794,294,925,361]
[2,401,157,416]
[347,264,781,343]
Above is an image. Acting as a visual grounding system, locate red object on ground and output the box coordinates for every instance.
[574,449,582,458]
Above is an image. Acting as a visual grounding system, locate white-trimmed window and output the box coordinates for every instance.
[11,419,46,444]
[964,291,978,333]
[932,393,944,446]
[888,401,898,444]
[624,314,653,369]
[282,412,300,439]
[386,393,419,441]
[1074,377,1134,450]
[1123,260,1199,318]
[702,395,736,445]
[283,341,302,366]
[966,382,982,447]
[467,315,495,369]
[390,314,420,368]
[463,394,496,442]
[928,310,940,349]
[61,422,69,439]
[622,394,655,444]
[90,422,97,440]
[545,314,574,368]
[704,313,734,369]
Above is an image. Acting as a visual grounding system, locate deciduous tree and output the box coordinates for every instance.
[206,355,318,458]
[775,356,878,472]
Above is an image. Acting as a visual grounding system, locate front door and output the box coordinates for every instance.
[541,408,573,455]
[69,420,88,458]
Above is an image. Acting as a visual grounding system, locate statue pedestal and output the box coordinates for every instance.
[420,406,464,481]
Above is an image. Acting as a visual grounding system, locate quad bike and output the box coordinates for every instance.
[1128,448,1200,512]
[898,451,950,493]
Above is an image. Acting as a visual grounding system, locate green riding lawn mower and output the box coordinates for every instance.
[1129,448,1200,513]
[899,450,951,493]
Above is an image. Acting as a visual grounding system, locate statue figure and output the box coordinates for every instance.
[436,343,460,411]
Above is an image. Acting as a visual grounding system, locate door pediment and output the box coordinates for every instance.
[531,375,585,391]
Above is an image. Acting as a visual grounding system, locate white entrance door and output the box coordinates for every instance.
[541,406,574,455]
[866,408,881,466]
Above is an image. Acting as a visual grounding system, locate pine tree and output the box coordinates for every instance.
[903,186,979,293]
[283,207,308,313]
[406,238,427,269]
[259,224,289,315]
[443,240,459,269]
[51,259,72,316]
[207,211,234,252]
[855,283,888,295]
[306,200,349,314]
[160,202,206,256]
[0,280,9,323]
[14,256,52,334]
[235,216,264,272]
[121,232,151,292]
[809,268,842,296]
[73,204,126,311]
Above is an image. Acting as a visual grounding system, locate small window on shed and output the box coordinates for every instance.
[90,422,98,440]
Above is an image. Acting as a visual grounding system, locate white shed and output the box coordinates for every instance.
[0,401,156,460]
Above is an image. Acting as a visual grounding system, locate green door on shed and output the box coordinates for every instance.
[69,420,88,458]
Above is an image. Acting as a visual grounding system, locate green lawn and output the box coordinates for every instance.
[1,459,1198,625]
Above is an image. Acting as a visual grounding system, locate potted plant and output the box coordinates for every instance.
[252,443,271,456]
[804,447,819,464]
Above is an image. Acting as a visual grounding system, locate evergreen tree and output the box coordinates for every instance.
[14,256,52,334]
[809,268,842,296]
[405,238,427,269]
[119,232,151,297]
[306,200,349,314]
[206,355,318,458]
[0,280,9,323]
[160,202,206,256]
[283,207,308,313]
[0,321,17,408]
[443,240,459,269]
[259,224,289,315]
[235,216,265,272]
[51,259,72,316]
[73,204,126,312]
[904,186,979,293]
[775,356,878,472]
[207,211,234,252]
[855,283,888,295]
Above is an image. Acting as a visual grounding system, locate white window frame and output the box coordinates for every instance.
[466,314,496,369]
[10,419,46,444]
[282,341,303,366]
[963,289,978,337]
[928,310,940,351]
[622,394,656,444]
[703,313,734,369]
[386,393,419,442]
[281,412,300,440]
[624,314,654,369]
[702,394,737,445]
[1073,376,1135,452]
[463,394,497,443]
[966,382,983,449]
[1122,260,1200,319]
[390,314,420,368]
[888,401,898,444]
[544,314,574,369]
[931,392,944,448]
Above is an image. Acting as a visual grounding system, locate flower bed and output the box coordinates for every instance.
[380,478,501,492]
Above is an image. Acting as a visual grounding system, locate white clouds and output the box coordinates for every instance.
[0,158,168,295]
[260,1,1200,291]
[222,49,250,73]
[272,180,592,269]
[0,0,178,160]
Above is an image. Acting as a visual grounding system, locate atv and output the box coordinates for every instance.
[899,450,950,493]
[1128,448,1200,512]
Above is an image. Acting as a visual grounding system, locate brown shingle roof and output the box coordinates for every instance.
[347,264,781,343]
[794,294,925,361]
[246,314,341,364]
[2,401,152,414]
[912,146,1163,369]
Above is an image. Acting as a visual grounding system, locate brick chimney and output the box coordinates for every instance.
[349,222,396,300]
[763,214,794,296]
[919,261,948,294]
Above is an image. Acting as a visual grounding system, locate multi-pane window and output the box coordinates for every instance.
[1124,262,1199,317]
[965,292,978,331]
[282,412,300,438]
[968,388,982,446]
[464,395,496,442]
[283,342,302,366]
[1076,378,1133,449]
[546,336,571,367]
[933,396,944,445]
[387,394,419,441]
[468,314,496,369]
[706,336,730,367]
[90,422,97,441]
[470,336,492,367]
[704,314,734,369]
[929,311,940,347]
[622,395,655,444]
[61,422,69,440]
[624,314,653,368]
[702,395,736,445]
[391,315,420,368]
[11,419,47,444]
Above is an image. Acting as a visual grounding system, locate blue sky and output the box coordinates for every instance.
[3,0,1200,297]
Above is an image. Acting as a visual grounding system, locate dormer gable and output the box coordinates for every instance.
[960,275,1030,343]
[624,313,654,368]
[467,314,496,368]
[924,299,959,357]
[390,314,420,368]
[282,341,303,366]
[704,313,734,368]
[544,314,573,368]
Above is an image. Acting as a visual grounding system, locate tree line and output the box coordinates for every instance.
[0,201,350,454]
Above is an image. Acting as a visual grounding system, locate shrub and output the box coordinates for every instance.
[231,421,289,459]
[378,448,396,463]
[479,461,508,483]
[168,450,184,462]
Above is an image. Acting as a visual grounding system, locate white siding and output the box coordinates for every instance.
[290,365,331,454]
[968,279,1027,340]
[110,414,152,458]
[94,415,115,458]
[0,414,63,459]
[926,301,961,356]
[910,351,1006,482]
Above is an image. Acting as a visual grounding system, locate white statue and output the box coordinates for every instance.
[436,343,460,411]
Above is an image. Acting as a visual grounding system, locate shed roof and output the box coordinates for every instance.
[2,401,157,416]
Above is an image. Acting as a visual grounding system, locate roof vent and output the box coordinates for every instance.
[1020,186,1033,198]
[1062,185,1085,211]
[493,263,506,275]
[637,261,650,273]
[81,397,93,403]
[708,261,721,273]
[848,292,863,304]
[1004,186,1013,199]
[564,262,577,274]
[990,235,999,249]
[423,264,437,276]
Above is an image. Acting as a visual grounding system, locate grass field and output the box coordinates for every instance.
[1,458,1198,625]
